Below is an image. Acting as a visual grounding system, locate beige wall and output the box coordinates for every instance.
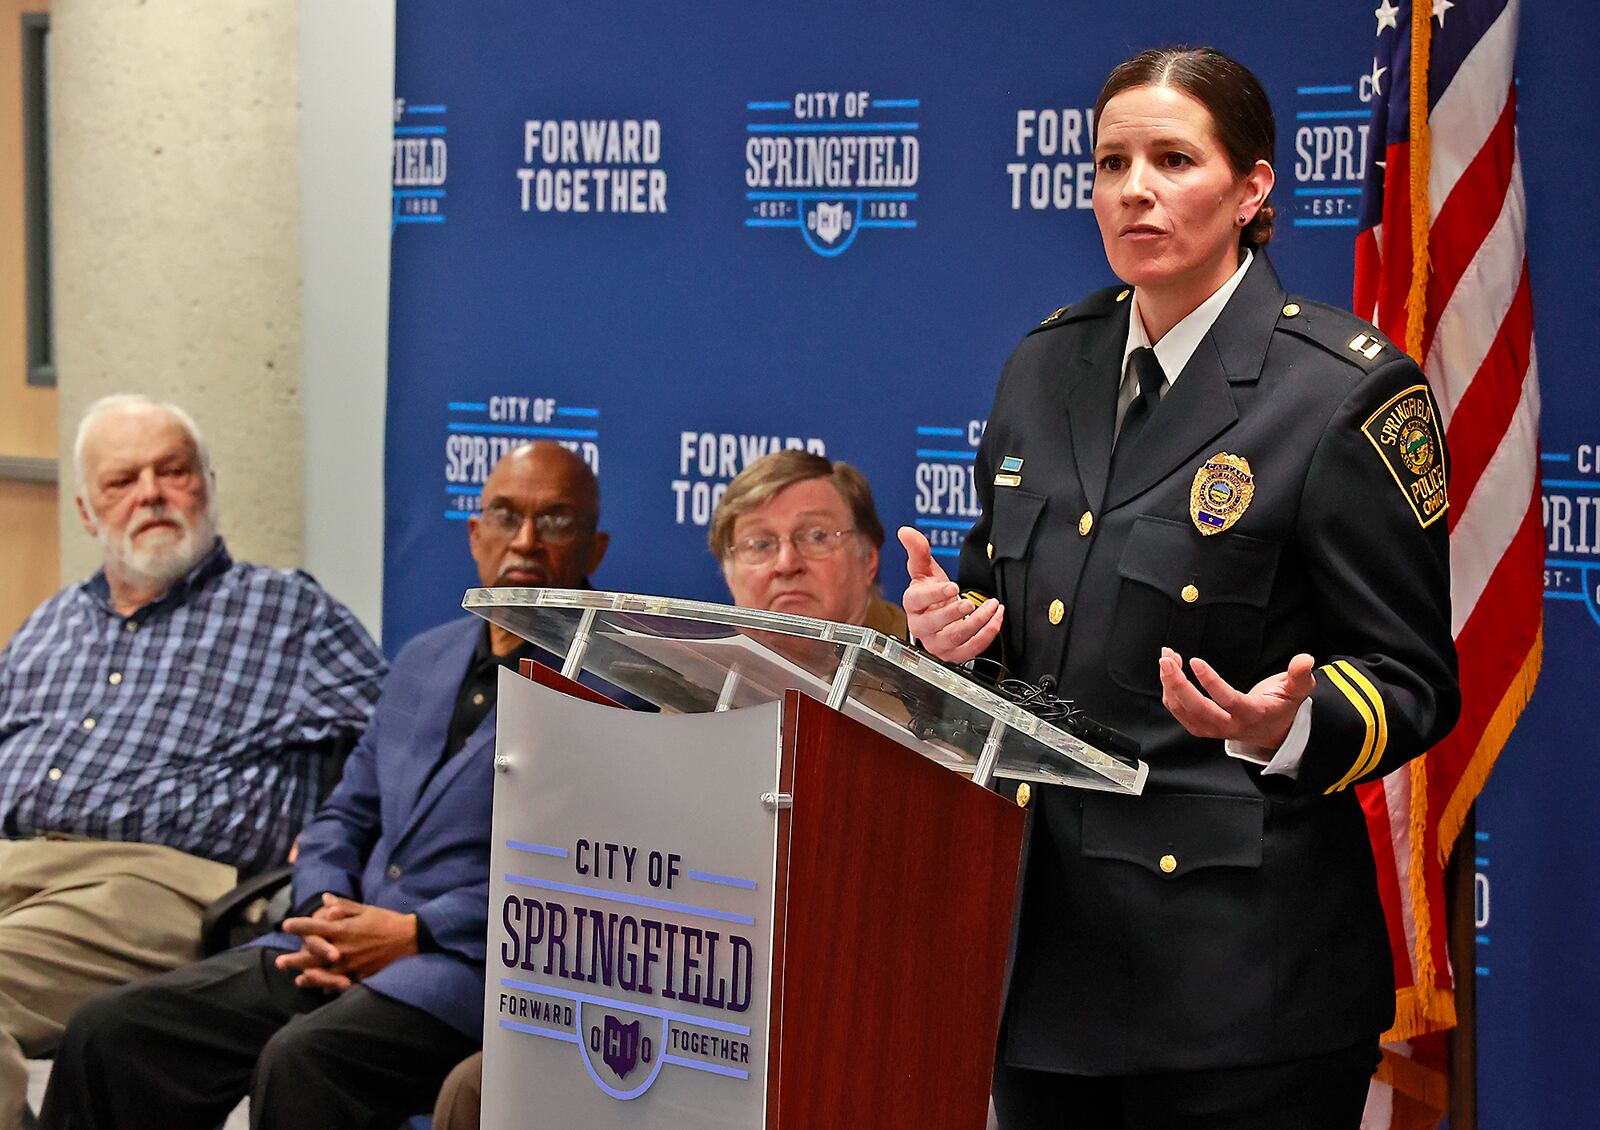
[49,0,303,582]
[1,0,58,643]
[0,0,53,463]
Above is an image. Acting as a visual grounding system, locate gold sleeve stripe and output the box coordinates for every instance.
[1322,663,1378,795]
[960,590,990,609]
[1335,660,1389,781]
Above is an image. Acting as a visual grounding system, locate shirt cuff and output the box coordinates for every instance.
[1224,697,1313,779]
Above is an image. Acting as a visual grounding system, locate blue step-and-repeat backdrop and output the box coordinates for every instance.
[385,2,1597,1123]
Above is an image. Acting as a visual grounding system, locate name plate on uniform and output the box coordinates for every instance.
[483,673,778,1128]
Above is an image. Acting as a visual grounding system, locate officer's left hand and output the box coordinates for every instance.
[1158,647,1315,750]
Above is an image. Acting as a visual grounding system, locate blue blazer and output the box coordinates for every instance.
[253,617,494,1038]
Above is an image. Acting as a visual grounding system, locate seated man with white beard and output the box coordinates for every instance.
[0,395,385,1129]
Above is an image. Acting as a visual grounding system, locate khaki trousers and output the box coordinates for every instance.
[0,839,236,1130]
[432,1051,483,1130]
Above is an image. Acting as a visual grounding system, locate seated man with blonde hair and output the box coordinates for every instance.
[430,447,904,1128]
[708,449,907,638]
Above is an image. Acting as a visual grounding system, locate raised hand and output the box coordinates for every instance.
[898,526,1005,663]
[1158,648,1316,749]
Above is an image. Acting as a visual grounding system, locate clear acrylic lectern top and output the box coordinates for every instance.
[465,587,1146,795]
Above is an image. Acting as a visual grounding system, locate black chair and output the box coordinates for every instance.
[199,735,355,955]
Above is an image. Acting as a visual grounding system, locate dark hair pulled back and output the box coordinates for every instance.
[1094,46,1277,249]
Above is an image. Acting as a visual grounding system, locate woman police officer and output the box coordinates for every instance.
[900,47,1459,1128]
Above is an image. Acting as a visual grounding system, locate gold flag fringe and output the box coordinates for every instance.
[1438,624,1544,863]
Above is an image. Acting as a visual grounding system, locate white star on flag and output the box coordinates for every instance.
[1433,0,1455,24]
[1369,59,1388,98]
[1375,0,1401,33]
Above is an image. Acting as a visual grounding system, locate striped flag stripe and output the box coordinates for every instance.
[1353,228,1381,322]
[1422,95,1517,359]
[1363,782,1411,957]
[1426,161,1527,423]
[1370,143,1420,340]
[1442,502,1545,750]
[1444,261,1533,517]
[1381,769,1421,967]
[1425,0,1520,213]
[1447,358,1540,634]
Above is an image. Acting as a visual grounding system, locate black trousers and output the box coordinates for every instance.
[39,947,478,1130]
[991,1040,1381,1130]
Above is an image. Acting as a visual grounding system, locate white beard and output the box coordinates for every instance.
[100,502,219,589]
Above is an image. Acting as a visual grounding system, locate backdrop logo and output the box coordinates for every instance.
[1290,67,1378,230]
[517,118,667,215]
[912,421,984,559]
[1540,446,1600,628]
[743,91,920,256]
[672,431,827,527]
[1006,106,1097,211]
[393,98,448,230]
[442,397,602,521]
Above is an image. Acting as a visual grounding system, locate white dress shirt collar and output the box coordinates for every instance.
[1121,249,1255,393]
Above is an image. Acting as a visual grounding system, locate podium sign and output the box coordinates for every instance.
[484,675,780,1127]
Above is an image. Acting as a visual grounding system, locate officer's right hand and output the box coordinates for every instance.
[898,527,1005,663]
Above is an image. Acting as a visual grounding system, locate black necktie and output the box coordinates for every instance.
[1110,346,1165,481]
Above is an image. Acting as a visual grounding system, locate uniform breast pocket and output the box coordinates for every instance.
[1107,516,1280,697]
[988,488,1047,655]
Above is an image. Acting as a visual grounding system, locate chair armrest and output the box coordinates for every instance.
[200,864,295,956]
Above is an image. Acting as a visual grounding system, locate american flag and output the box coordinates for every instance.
[1351,1,1542,1126]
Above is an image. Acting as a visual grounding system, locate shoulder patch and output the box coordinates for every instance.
[1361,384,1448,527]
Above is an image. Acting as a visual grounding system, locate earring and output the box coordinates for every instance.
[1238,213,1249,225]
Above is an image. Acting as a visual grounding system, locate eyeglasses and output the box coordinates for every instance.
[727,526,857,566]
[476,505,589,545]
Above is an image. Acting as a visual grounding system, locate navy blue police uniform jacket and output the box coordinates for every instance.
[959,253,1461,1076]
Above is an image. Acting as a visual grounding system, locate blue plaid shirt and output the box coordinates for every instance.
[0,539,386,874]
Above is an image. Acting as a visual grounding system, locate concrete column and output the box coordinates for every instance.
[49,0,303,581]
[300,0,392,638]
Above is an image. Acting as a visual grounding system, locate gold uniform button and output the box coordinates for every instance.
[1282,302,1301,317]
[1015,782,1031,808]
[1116,288,1131,303]
[472,692,486,706]
[1181,584,1200,604]
[1078,511,1094,537]
[1160,853,1177,874]
[1048,599,1065,625]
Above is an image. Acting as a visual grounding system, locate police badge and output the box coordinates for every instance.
[1189,453,1255,535]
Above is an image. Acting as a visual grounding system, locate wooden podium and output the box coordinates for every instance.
[478,590,1144,1129]
[762,690,1022,1128]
